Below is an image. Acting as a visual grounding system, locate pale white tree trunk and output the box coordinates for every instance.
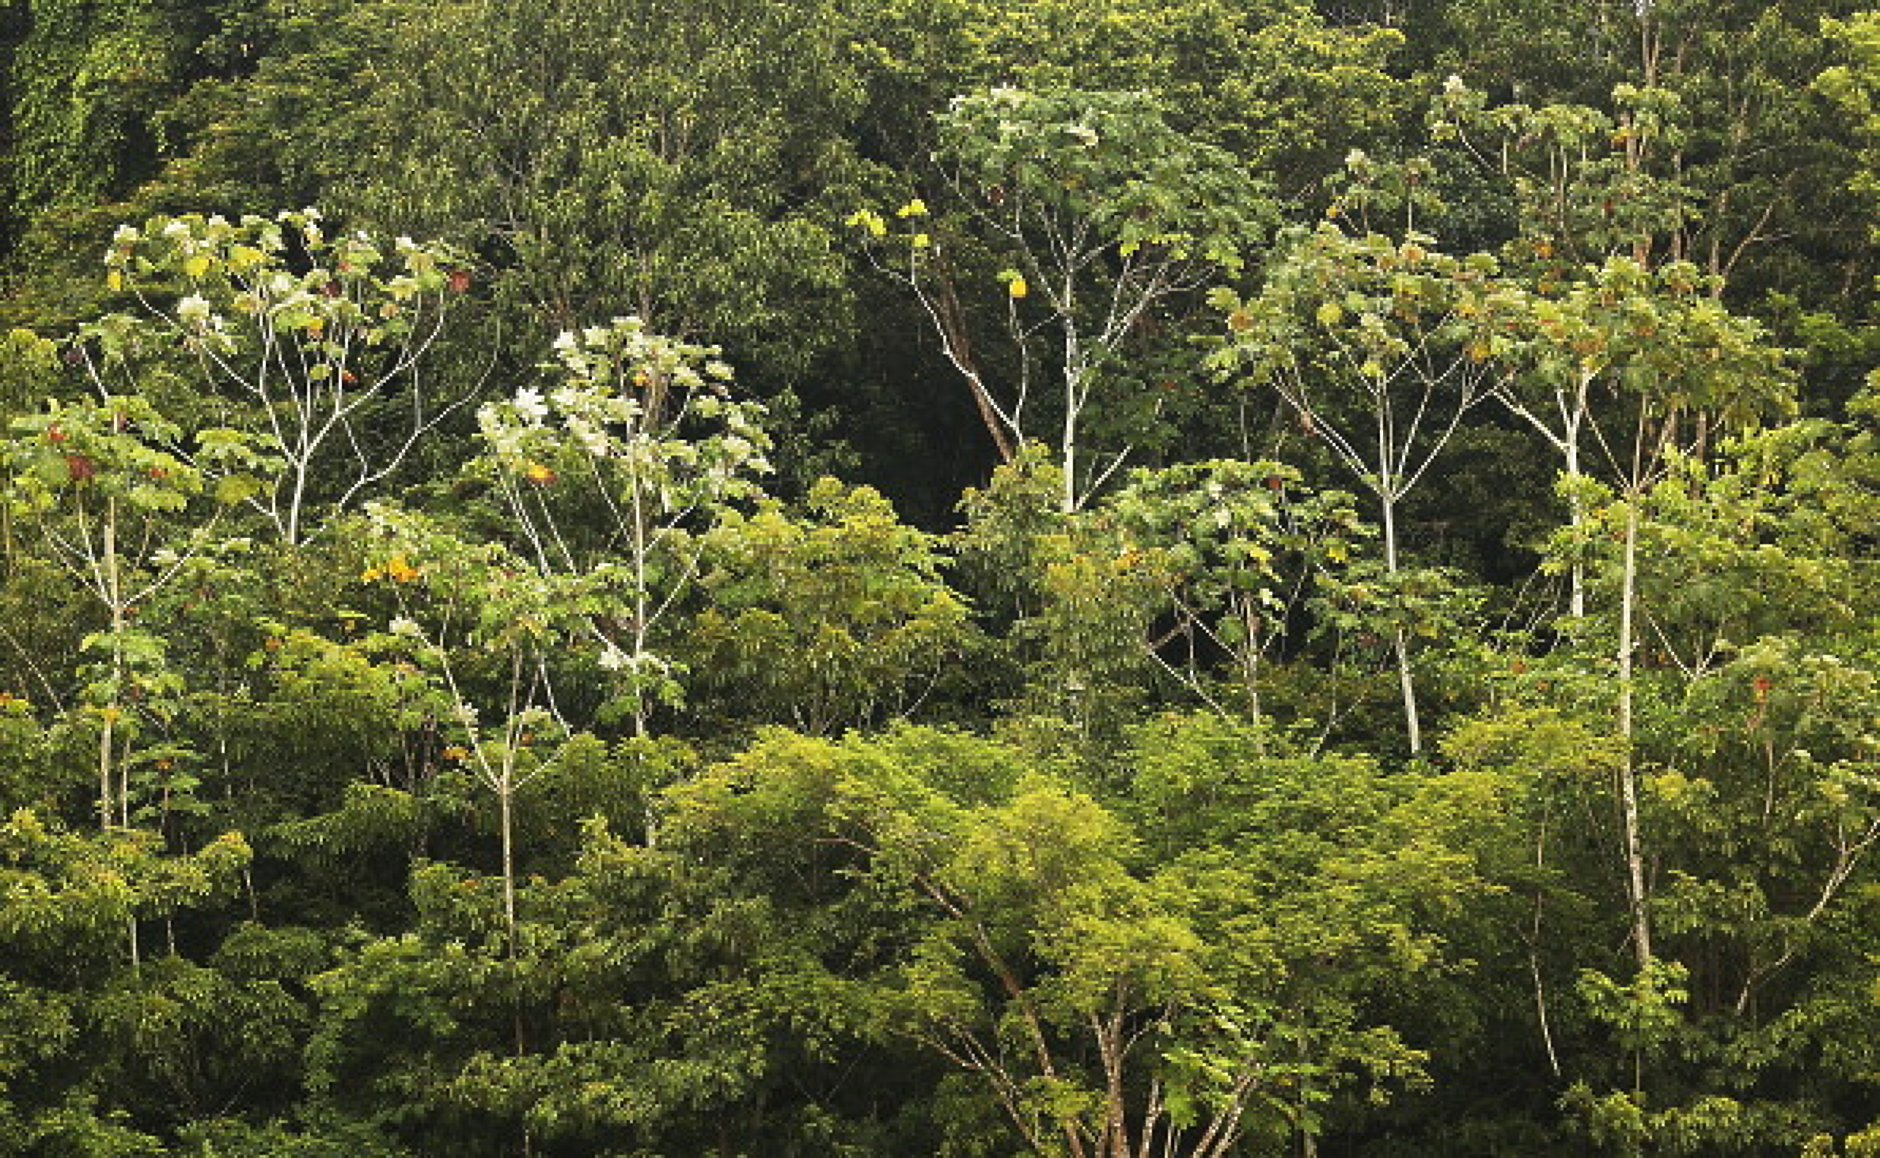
[1615,496,1652,967]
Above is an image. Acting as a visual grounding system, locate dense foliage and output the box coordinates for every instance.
[4,0,1880,1153]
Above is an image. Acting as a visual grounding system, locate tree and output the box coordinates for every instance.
[1554,261,1792,972]
[667,722,1462,1156]
[0,0,272,326]
[1539,422,1880,1152]
[686,477,976,735]
[280,0,869,387]
[103,210,476,545]
[0,808,251,1150]
[1100,459,1369,734]
[1820,11,1880,234]
[1212,221,1506,753]
[474,315,771,737]
[355,506,576,960]
[5,386,267,839]
[848,0,1409,193]
[1429,8,1865,303]
[856,87,1270,511]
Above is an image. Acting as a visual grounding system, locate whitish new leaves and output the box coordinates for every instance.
[102,209,475,544]
[476,316,771,732]
[292,322,767,948]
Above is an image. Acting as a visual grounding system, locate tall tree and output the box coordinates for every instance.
[667,722,1462,1157]
[103,210,476,545]
[858,87,1269,510]
[474,315,772,739]
[1212,222,1505,753]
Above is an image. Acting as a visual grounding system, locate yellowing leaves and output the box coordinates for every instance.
[362,554,421,584]
[845,209,889,238]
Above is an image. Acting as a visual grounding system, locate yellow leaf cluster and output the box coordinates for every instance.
[362,554,420,584]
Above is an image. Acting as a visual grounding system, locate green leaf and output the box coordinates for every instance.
[214,474,264,506]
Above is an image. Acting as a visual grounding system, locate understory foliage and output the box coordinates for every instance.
[4,0,1880,1154]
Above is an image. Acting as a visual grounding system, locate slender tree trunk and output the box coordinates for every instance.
[500,769,528,1071]
[1238,602,1265,745]
[1565,375,1589,618]
[1062,408,1078,513]
[627,476,664,850]
[100,499,122,830]
[931,271,1017,463]
[500,774,518,958]
[630,471,650,739]
[1296,1044,1317,1158]
[1392,625,1420,756]
[1530,814,1563,1076]
[1061,356,1082,514]
[1061,292,1082,513]
[1095,1008,1128,1157]
[100,498,141,971]
[1616,497,1652,967]
[1378,491,1422,755]
[287,462,308,547]
[98,702,115,830]
[1372,394,1423,754]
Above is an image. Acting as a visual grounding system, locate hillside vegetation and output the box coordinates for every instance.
[3,1,1880,1153]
